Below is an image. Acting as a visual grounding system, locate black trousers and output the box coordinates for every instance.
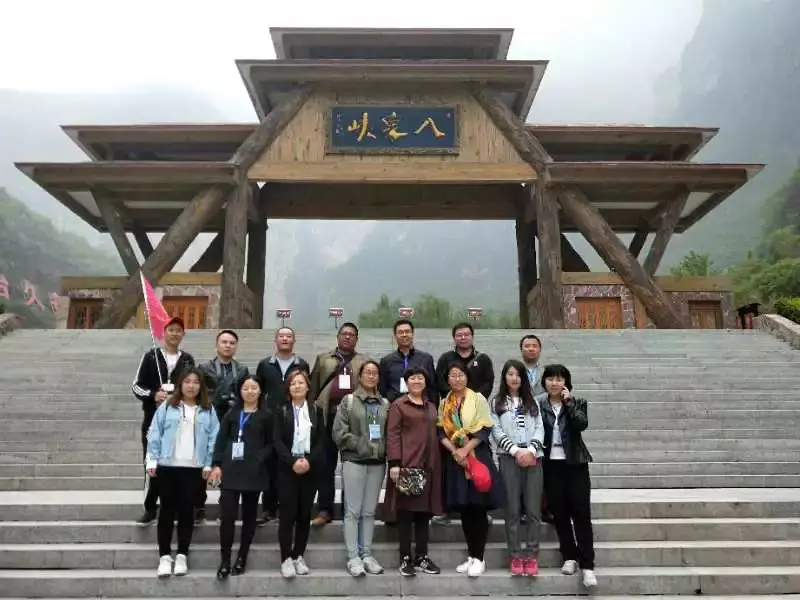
[219,489,260,564]
[156,466,204,556]
[397,510,431,559]
[543,461,595,570]
[141,426,159,514]
[315,410,339,515]
[262,453,279,514]
[278,467,316,561]
[459,506,490,561]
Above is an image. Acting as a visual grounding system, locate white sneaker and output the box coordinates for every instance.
[582,569,597,588]
[173,553,188,576]
[157,555,173,578]
[347,557,366,577]
[456,557,474,574]
[294,555,310,575]
[281,558,296,579]
[561,559,578,575]
[467,559,486,578]
[362,555,384,574]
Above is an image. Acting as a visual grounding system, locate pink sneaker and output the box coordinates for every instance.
[510,557,524,576]
[524,558,539,577]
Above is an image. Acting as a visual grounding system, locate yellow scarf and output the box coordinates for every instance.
[438,388,494,447]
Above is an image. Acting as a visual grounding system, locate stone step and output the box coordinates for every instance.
[1,539,797,570]
[2,460,797,480]
[2,489,795,521]
[1,566,800,597]
[3,517,798,545]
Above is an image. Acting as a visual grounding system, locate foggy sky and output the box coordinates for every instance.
[2,0,702,124]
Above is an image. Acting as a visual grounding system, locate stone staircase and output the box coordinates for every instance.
[0,327,799,597]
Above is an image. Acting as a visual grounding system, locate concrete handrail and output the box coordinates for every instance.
[755,313,800,350]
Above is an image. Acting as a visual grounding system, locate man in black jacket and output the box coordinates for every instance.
[254,326,309,523]
[197,329,249,522]
[435,321,495,399]
[131,316,195,526]
[379,318,438,405]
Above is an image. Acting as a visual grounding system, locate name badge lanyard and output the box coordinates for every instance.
[238,410,252,442]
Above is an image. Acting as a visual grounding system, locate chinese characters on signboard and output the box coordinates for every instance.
[0,274,60,313]
[328,106,458,154]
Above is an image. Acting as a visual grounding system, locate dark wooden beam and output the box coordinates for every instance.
[190,232,224,272]
[515,211,537,329]
[94,185,229,329]
[628,227,648,258]
[219,182,250,328]
[471,88,552,177]
[560,233,590,272]
[132,228,154,259]
[556,186,687,329]
[247,221,267,328]
[535,185,563,328]
[643,191,688,276]
[94,197,139,275]
[229,87,314,175]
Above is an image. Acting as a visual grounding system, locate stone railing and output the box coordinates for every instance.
[755,313,800,350]
[0,313,23,336]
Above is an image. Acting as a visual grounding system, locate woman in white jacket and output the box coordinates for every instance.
[490,359,545,577]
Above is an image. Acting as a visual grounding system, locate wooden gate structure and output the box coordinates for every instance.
[16,28,762,330]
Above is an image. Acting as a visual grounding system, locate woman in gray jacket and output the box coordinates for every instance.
[490,359,545,577]
[332,360,390,577]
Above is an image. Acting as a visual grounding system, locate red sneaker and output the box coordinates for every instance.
[524,558,539,577]
[510,557,524,576]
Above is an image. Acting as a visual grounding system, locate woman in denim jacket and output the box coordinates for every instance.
[490,359,545,577]
[146,367,220,578]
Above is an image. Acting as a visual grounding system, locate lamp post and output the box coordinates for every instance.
[398,306,415,319]
[329,306,344,329]
[275,308,292,327]
[466,307,483,321]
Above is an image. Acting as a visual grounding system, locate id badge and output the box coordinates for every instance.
[231,441,244,460]
[338,373,352,390]
[368,423,381,441]
[399,378,408,393]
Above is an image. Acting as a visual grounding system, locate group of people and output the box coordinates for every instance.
[131,316,597,588]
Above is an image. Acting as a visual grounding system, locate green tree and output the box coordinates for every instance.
[670,251,719,277]
[357,294,519,329]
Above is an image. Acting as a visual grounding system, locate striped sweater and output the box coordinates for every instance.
[490,395,545,457]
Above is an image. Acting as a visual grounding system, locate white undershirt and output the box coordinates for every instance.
[173,403,198,467]
[163,351,180,377]
[549,401,567,460]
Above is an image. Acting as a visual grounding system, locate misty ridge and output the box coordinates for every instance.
[1,0,799,328]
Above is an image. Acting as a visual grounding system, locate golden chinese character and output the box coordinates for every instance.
[381,111,409,141]
[346,112,377,141]
[414,117,447,138]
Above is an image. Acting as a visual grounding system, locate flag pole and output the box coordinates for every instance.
[140,271,163,388]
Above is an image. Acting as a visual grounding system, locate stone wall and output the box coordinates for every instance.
[756,313,800,349]
[557,273,735,329]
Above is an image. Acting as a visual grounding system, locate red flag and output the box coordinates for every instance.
[140,272,170,341]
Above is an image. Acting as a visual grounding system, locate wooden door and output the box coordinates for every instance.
[67,299,105,329]
[689,300,723,329]
[162,296,209,330]
[575,297,623,329]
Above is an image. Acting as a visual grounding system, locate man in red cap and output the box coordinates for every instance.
[131,316,196,526]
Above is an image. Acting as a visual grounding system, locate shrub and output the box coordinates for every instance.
[774,297,800,324]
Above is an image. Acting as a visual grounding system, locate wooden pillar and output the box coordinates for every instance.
[628,227,648,259]
[556,186,688,329]
[247,221,267,328]
[190,232,224,272]
[535,185,563,328]
[560,233,590,272]
[515,208,537,329]
[94,185,229,329]
[95,197,139,275]
[643,192,689,276]
[132,228,154,260]
[219,183,250,329]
